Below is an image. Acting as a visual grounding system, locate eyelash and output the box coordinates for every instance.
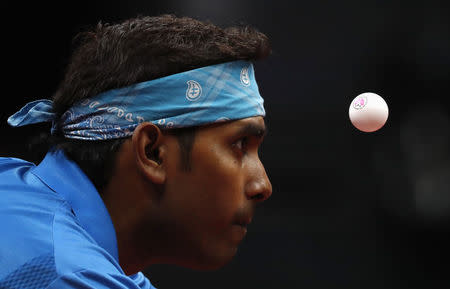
[233,137,249,154]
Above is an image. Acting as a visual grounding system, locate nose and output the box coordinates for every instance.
[245,158,272,203]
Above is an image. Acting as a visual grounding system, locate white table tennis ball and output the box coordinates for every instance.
[349,92,389,132]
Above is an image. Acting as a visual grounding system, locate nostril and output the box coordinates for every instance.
[251,193,264,201]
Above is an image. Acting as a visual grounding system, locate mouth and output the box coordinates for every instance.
[231,208,254,239]
[233,216,253,228]
[231,223,248,241]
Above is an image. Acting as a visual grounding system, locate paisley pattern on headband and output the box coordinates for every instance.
[8,61,265,140]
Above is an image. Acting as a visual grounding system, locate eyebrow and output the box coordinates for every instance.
[234,122,267,139]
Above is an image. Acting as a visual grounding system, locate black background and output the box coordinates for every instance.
[2,1,450,288]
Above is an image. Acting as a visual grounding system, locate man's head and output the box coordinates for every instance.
[49,14,271,192]
[45,15,272,273]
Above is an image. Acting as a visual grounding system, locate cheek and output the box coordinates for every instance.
[195,147,243,198]
[157,140,249,267]
[176,148,244,225]
[193,161,243,224]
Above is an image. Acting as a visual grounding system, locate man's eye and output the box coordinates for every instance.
[234,137,248,152]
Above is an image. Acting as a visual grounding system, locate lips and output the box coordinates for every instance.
[230,210,253,243]
[231,223,248,242]
[233,214,253,227]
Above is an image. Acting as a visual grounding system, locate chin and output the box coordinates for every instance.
[189,260,229,271]
[184,246,238,271]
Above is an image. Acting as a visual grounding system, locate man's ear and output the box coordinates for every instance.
[132,122,166,184]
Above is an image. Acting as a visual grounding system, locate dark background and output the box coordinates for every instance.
[2,1,450,288]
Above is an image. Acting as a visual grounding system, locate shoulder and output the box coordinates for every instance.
[0,157,65,283]
[0,156,33,180]
[0,201,155,289]
[0,157,156,289]
[51,202,122,275]
[0,156,32,167]
[0,156,65,253]
[0,155,65,221]
[50,207,157,288]
[47,271,156,289]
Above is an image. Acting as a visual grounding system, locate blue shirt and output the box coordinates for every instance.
[0,150,156,289]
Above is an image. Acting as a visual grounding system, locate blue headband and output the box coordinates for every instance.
[8,61,265,140]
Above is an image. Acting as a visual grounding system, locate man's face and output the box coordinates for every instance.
[159,116,272,270]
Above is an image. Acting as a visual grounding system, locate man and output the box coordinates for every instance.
[0,15,272,288]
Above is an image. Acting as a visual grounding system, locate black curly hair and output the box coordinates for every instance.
[42,14,271,193]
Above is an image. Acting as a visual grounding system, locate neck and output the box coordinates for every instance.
[101,179,143,274]
[100,140,150,275]
[101,139,174,275]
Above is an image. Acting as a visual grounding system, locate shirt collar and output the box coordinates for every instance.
[31,149,119,262]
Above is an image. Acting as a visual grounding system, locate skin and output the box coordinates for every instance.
[103,116,272,275]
